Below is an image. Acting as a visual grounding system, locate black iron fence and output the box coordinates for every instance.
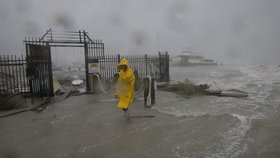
[0,52,169,96]
[87,52,169,87]
[0,55,29,95]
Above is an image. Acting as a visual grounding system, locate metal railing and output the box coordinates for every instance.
[0,55,29,95]
[87,52,169,87]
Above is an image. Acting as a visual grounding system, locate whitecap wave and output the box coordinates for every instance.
[208,114,251,158]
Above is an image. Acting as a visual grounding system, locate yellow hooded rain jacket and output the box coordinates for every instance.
[116,59,135,109]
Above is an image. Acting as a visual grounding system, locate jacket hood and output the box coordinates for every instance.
[118,58,130,68]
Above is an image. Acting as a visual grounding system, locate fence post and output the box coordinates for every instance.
[158,52,162,81]
[166,51,170,81]
[0,55,2,92]
[47,43,54,96]
[145,54,148,76]
[83,30,90,91]
[79,30,82,43]
[84,43,89,91]
[50,28,53,41]
[117,54,121,63]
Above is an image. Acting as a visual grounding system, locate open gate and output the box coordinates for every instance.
[23,29,169,97]
[24,29,105,96]
[26,43,53,96]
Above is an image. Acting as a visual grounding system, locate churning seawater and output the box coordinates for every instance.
[154,64,280,158]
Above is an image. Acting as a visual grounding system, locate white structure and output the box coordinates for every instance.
[176,51,217,66]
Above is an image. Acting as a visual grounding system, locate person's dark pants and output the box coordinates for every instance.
[122,108,130,120]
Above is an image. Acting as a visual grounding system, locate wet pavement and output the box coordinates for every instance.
[1,87,279,158]
[0,91,236,158]
[0,92,185,158]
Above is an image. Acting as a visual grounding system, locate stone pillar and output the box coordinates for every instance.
[89,74,99,93]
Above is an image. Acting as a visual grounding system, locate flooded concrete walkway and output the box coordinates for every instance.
[0,91,266,158]
[0,92,212,158]
[0,93,172,157]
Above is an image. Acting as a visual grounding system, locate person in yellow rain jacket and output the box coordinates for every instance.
[115,58,135,120]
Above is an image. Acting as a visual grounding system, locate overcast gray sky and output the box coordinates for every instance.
[0,0,280,63]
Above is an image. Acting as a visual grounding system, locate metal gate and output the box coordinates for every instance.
[25,29,105,95]
[22,29,169,96]
[158,52,170,82]
[26,44,53,96]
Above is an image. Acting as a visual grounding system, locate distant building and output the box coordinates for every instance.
[176,51,218,66]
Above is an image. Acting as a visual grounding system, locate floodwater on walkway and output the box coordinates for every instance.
[0,63,280,158]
